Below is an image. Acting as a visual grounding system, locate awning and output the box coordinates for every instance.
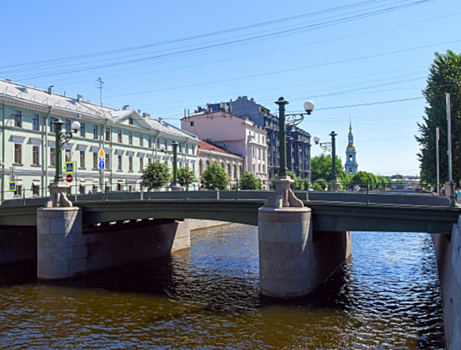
[93,182,99,189]
[118,180,125,183]
[105,182,112,188]
[16,180,23,186]
[32,180,41,187]
[79,182,87,187]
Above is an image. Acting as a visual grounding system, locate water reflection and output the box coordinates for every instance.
[0,224,445,349]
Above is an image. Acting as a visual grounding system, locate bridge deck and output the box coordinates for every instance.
[0,190,459,234]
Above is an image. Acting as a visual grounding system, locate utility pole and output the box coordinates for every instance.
[446,93,453,184]
[436,127,440,195]
[97,78,104,106]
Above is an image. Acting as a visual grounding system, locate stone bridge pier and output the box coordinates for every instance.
[258,177,351,298]
[37,207,190,280]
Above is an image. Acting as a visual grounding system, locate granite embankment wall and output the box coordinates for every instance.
[432,216,461,350]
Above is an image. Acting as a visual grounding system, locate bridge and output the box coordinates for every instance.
[0,190,459,234]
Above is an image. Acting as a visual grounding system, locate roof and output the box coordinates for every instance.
[0,78,197,141]
[198,140,242,158]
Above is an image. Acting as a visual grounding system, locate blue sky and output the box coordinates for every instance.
[1,0,460,176]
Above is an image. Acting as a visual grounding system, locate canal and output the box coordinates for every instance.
[0,224,445,349]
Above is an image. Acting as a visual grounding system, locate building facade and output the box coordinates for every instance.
[0,79,199,202]
[197,140,244,186]
[181,109,269,188]
[206,96,311,180]
[345,123,358,175]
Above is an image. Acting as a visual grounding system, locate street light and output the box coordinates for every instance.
[160,141,181,191]
[45,118,80,208]
[313,132,340,191]
[266,97,313,208]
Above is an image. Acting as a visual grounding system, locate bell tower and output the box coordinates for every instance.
[345,121,358,175]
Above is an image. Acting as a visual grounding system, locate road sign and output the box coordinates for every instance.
[65,161,75,174]
[9,181,17,192]
[66,174,73,183]
[99,160,105,170]
[99,149,105,158]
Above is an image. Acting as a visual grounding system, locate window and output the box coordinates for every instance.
[105,127,111,141]
[93,152,98,169]
[14,110,22,128]
[118,129,122,143]
[156,138,160,150]
[65,149,71,162]
[93,125,98,139]
[148,158,152,165]
[79,151,85,168]
[32,114,40,130]
[14,182,23,196]
[32,145,40,166]
[178,143,182,153]
[129,132,133,145]
[139,157,143,171]
[185,143,189,154]
[128,156,133,171]
[105,153,110,170]
[191,145,195,155]
[50,148,56,166]
[14,144,22,164]
[129,117,134,125]
[66,120,71,133]
[140,134,143,147]
[32,183,40,196]
[163,138,167,150]
[147,136,152,148]
[190,121,194,126]
[80,122,86,137]
[117,155,122,171]
[50,117,57,132]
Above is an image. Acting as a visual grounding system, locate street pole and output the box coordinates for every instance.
[54,120,64,183]
[446,93,453,184]
[330,131,337,181]
[170,141,181,191]
[275,97,288,178]
[436,127,440,195]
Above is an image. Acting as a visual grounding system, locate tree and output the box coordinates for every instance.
[416,50,461,185]
[311,154,346,183]
[200,163,230,190]
[140,160,171,191]
[239,171,262,190]
[271,170,302,189]
[178,166,196,189]
[313,178,328,190]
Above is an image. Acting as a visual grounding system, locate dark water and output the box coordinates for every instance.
[0,225,445,349]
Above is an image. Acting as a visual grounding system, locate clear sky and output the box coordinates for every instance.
[1,0,460,176]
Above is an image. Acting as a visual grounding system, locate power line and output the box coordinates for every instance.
[314,97,424,111]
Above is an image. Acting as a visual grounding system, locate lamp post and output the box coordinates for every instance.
[170,141,181,191]
[266,97,313,208]
[45,118,81,207]
[313,132,341,191]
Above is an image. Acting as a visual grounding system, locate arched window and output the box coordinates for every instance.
[206,160,211,167]
[227,163,231,176]
[349,168,353,174]
[233,164,237,179]
[349,154,353,162]
[199,160,204,174]
[221,162,225,169]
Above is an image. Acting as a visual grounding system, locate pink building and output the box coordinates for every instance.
[181,110,269,188]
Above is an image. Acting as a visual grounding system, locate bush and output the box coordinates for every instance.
[239,171,263,190]
[200,163,230,190]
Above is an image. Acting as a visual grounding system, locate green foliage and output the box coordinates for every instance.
[178,166,196,188]
[200,163,230,190]
[141,160,171,191]
[313,178,327,190]
[239,171,263,190]
[271,170,301,189]
[300,178,312,190]
[416,50,461,184]
[311,154,346,183]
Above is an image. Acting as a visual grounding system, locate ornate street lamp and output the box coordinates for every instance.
[265,97,313,208]
[45,119,81,207]
[313,131,340,191]
[160,141,181,191]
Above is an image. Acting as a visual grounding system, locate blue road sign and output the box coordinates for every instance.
[65,161,75,174]
[99,160,105,170]
[9,181,17,192]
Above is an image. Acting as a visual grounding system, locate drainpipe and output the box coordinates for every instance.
[1,102,5,203]
[43,106,51,197]
[101,119,108,191]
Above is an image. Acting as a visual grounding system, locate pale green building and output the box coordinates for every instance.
[0,79,199,201]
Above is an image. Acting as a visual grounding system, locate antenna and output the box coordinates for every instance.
[96,77,104,106]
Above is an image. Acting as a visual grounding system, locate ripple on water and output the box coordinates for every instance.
[0,225,446,349]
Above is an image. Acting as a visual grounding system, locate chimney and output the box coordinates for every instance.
[123,105,129,110]
[143,112,150,119]
[48,85,54,95]
[77,94,83,102]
